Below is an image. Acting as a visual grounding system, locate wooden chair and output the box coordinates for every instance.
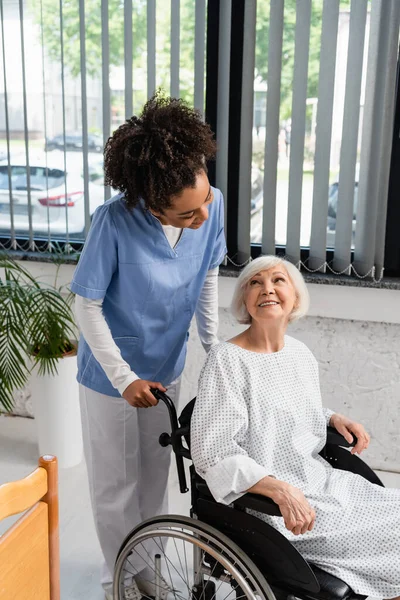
[0,455,60,600]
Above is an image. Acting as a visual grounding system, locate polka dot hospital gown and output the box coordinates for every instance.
[191,337,400,597]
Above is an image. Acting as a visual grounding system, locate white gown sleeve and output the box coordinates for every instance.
[323,407,335,426]
[195,267,219,353]
[74,295,139,395]
[191,346,270,505]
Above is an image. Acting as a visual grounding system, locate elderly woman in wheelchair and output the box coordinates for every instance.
[113,256,400,600]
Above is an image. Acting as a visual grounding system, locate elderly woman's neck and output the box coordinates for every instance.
[234,321,287,354]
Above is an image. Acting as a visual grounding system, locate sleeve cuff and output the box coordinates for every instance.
[323,407,335,426]
[117,372,140,396]
[202,338,220,354]
[200,455,270,505]
[70,280,106,300]
[209,247,227,270]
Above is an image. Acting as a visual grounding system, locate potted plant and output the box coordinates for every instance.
[0,255,83,468]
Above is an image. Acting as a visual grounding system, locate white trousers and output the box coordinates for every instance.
[79,380,181,589]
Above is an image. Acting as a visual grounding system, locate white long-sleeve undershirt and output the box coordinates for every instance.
[74,224,220,395]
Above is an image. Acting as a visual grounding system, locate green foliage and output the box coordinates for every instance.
[0,256,76,412]
[29,0,354,121]
[29,0,145,79]
[29,0,196,108]
[256,0,351,119]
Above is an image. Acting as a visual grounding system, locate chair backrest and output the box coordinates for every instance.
[0,455,60,600]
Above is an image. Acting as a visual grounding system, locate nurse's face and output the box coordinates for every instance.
[151,170,213,229]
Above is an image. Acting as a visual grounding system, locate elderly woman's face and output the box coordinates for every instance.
[244,266,297,324]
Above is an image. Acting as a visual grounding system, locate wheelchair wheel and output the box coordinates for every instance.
[113,515,276,600]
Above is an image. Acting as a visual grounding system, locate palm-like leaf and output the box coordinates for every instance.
[0,284,31,411]
[0,255,76,411]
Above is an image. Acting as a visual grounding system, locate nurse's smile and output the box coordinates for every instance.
[150,170,213,229]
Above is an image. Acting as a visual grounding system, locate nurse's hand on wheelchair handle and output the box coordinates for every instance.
[122,379,167,408]
[330,413,370,455]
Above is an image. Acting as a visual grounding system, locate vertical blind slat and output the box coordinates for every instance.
[308,0,340,270]
[374,1,400,278]
[333,0,368,273]
[124,0,133,119]
[147,0,156,98]
[170,0,180,98]
[285,0,312,264]
[261,0,284,256]
[40,0,51,246]
[353,0,400,278]
[102,0,111,201]
[216,0,232,234]
[58,0,69,245]
[0,0,15,248]
[79,0,91,237]
[19,0,33,249]
[194,0,206,113]
[237,0,257,263]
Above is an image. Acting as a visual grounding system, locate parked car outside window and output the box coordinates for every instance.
[45,133,103,153]
[0,153,104,238]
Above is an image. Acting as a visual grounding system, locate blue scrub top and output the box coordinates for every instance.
[70,188,226,397]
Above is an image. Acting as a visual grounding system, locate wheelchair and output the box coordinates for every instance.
[113,390,384,600]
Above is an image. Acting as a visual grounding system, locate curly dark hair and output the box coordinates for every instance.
[104,93,217,212]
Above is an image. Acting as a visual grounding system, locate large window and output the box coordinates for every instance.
[0,0,206,250]
[1,0,399,280]
[207,0,400,280]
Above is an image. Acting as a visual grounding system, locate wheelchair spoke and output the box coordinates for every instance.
[172,535,187,584]
[131,546,159,578]
[136,541,180,598]
[122,564,137,578]
[153,537,193,595]
[114,520,274,600]
[181,535,190,592]
[158,536,179,600]
[211,556,240,600]
[220,582,243,600]
[128,541,182,600]
[125,553,141,576]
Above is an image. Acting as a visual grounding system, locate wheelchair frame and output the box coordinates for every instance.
[114,390,384,600]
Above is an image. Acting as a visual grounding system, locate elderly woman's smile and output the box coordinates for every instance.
[258,300,279,307]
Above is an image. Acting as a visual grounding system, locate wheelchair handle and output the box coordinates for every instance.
[151,388,189,494]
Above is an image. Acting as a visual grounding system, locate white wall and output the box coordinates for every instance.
[8,262,400,473]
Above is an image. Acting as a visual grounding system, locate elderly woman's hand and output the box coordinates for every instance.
[248,476,315,535]
[275,483,316,535]
[330,413,370,455]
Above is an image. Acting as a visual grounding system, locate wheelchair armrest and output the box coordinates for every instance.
[326,426,357,448]
[195,479,282,517]
[233,492,282,517]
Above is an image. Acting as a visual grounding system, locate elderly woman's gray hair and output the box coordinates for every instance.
[230,256,310,324]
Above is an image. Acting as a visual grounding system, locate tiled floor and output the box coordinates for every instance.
[1,413,399,600]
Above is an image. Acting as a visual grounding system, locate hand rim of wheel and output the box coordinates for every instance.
[113,515,276,600]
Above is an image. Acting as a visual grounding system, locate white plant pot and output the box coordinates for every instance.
[29,347,83,469]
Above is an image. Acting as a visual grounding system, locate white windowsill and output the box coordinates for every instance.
[219,274,400,325]
[3,259,400,325]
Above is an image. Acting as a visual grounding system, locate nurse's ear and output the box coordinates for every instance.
[148,206,170,225]
[149,207,163,218]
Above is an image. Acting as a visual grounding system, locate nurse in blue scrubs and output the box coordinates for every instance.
[71,94,226,600]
